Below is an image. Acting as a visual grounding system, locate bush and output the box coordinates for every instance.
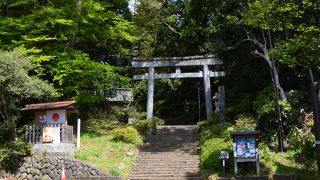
[111,126,143,146]
[288,126,315,164]
[133,119,157,135]
[227,115,257,132]
[198,120,228,143]
[0,140,31,171]
[198,120,234,176]
[200,138,233,174]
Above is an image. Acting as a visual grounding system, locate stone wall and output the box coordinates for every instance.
[15,156,111,180]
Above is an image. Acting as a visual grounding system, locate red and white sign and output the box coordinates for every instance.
[47,109,66,124]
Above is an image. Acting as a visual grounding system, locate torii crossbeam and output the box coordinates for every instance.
[132,55,225,120]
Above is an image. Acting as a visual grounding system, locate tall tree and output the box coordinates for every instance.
[0,50,57,143]
[0,0,136,104]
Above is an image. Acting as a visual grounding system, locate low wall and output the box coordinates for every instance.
[15,155,116,180]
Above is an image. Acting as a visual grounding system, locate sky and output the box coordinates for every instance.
[128,0,139,14]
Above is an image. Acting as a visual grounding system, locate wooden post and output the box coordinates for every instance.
[32,125,35,143]
[147,66,155,119]
[203,65,213,120]
[77,118,81,149]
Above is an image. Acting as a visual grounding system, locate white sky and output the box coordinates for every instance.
[128,0,139,14]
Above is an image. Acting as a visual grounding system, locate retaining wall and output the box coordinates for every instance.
[14,155,117,180]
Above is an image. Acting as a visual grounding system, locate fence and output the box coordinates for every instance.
[25,124,73,144]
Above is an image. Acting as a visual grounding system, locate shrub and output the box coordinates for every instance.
[133,119,157,135]
[198,120,227,143]
[200,138,233,174]
[288,126,315,164]
[198,120,234,176]
[0,139,31,171]
[151,117,165,125]
[227,115,257,132]
[111,126,143,146]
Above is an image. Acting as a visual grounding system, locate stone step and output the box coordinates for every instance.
[139,152,199,159]
[137,151,199,154]
[129,178,202,180]
[138,153,198,156]
[134,159,199,162]
[130,169,200,173]
[132,165,200,169]
[136,157,199,160]
[129,125,200,180]
[129,173,201,177]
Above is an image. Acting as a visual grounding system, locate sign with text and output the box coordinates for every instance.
[42,127,60,143]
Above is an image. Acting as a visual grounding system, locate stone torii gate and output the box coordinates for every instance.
[132,55,225,120]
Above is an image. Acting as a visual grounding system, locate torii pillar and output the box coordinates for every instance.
[203,65,213,120]
[147,66,155,119]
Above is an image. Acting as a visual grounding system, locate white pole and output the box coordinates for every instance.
[77,118,81,149]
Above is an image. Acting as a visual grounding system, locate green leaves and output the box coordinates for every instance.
[273,26,320,68]
[0,49,58,101]
[0,49,58,143]
[238,0,302,31]
[52,51,130,105]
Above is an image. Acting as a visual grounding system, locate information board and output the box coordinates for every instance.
[235,137,256,158]
[43,127,60,143]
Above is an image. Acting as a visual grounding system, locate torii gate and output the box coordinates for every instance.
[132,55,225,120]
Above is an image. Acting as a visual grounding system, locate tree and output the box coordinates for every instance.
[0,0,137,73]
[0,0,136,106]
[0,49,58,143]
[52,50,130,106]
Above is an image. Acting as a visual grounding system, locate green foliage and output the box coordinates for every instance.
[200,138,233,173]
[198,120,227,143]
[288,126,315,164]
[234,0,302,31]
[109,168,121,177]
[0,0,136,110]
[0,140,31,171]
[228,115,257,132]
[111,126,143,146]
[74,151,89,161]
[0,49,57,142]
[53,52,130,106]
[198,120,234,176]
[273,26,320,68]
[133,119,157,136]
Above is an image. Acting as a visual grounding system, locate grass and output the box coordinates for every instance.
[72,130,138,179]
[260,149,318,178]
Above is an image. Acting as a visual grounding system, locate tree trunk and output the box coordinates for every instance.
[272,59,287,101]
[309,68,320,171]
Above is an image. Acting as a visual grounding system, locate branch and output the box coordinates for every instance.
[252,49,272,67]
[160,18,182,36]
[229,35,272,67]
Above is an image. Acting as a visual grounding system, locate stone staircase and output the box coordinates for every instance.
[129,125,202,180]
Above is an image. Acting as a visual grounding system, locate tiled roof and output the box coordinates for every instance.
[21,101,76,111]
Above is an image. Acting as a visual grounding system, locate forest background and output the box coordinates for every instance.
[0,0,320,177]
